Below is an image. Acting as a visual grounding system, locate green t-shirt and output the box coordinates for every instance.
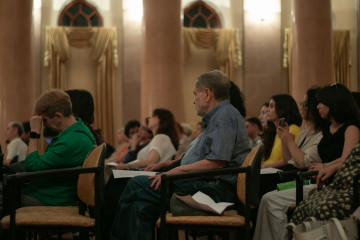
[24,118,96,206]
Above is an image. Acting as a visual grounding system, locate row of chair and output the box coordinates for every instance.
[0,144,267,240]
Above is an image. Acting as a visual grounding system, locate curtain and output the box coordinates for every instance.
[283,29,351,89]
[333,30,351,87]
[183,27,242,80]
[44,27,118,144]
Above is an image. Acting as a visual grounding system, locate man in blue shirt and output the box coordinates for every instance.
[110,70,251,240]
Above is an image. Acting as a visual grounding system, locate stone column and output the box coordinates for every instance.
[141,0,185,122]
[292,0,333,103]
[0,1,36,148]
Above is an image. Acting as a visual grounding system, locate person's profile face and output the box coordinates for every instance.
[259,106,269,128]
[193,86,207,117]
[266,99,279,123]
[128,126,139,139]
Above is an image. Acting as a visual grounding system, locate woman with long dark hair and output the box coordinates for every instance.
[115,108,179,170]
[254,87,325,240]
[263,94,302,167]
[291,83,360,224]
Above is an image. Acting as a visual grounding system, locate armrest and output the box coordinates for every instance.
[4,166,100,186]
[161,166,251,182]
[295,171,318,205]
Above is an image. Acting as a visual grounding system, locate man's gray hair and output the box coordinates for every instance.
[196,70,230,100]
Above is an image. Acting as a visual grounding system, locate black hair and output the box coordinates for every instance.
[65,89,95,124]
[230,81,246,118]
[22,121,30,134]
[124,120,141,138]
[262,94,302,160]
[304,87,327,132]
[271,94,302,126]
[246,117,263,132]
[152,108,179,149]
[317,83,360,124]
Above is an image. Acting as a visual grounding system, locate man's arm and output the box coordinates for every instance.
[149,159,226,190]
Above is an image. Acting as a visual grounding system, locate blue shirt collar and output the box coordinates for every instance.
[202,100,230,129]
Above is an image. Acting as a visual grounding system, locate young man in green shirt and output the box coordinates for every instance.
[23,89,96,206]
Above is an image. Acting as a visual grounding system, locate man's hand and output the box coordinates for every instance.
[149,167,182,190]
[30,116,43,134]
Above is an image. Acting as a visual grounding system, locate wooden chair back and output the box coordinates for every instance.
[237,144,263,206]
[77,143,106,206]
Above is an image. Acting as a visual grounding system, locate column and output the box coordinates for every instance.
[141,0,185,122]
[291,0,333,103]
[0,1,36,148]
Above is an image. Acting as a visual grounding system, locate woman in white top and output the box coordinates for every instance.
[115,108,179,170]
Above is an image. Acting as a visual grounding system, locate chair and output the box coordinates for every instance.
[157,144,263,240]
[1,143,106,240]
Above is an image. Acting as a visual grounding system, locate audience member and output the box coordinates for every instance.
[109,70,251,240]
[230,80,246,118]
[245,117,263,148]
[4,121,27,165]
[106,120,140,163]
[123,124,153,163]
[114,109,178,170]
[65,89,104,145]
[23,89,96,206]
[21,121,31,145]
[253,87,325,240]
[175,122,191,157]
[263,94,302,167]
[181,123,192,138]
[259,102,269,130]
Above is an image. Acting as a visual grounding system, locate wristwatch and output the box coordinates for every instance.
[30,131,41,139]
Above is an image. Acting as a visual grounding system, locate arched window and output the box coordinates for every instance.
[183,1,221,28]
[58,0,102,27]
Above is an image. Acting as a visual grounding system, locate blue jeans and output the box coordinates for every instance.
[110,175,235,240]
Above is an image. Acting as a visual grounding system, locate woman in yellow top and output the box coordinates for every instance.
[263,94,302,167]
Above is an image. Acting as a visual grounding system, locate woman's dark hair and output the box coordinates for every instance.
[65,89,104,145]
[304,87,327,131]
[317,83,360,124]
[153,108,179,149]
[271,94,302,126]
[262,94,302,160]
[65,89,94,124]
[230,81,246,118]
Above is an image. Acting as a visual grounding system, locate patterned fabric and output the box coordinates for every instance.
[291,143,360,224]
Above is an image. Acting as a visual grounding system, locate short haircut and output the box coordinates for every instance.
[246,117,263,132]
[34,89,72,117]
[124,120,140,138]
[66,89,95,124]
[22,121,30,134]
[12,122,23,137]
[196,70,231,101]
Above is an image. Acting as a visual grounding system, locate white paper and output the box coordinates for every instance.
[112,169,157,178]
[106,162,118,166]
[261,167,282,174]
[192,191,234,215]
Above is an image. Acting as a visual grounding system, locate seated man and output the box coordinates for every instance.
[110,70,251,240]
[245,117,263,148]
[23,89,96,206]
[4,121,27,165]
